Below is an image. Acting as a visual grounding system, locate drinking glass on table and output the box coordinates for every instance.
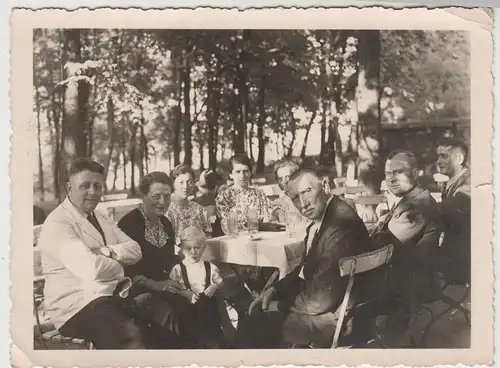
[247,208,259,235]
[285,211,300,237]
[227,209,240,236]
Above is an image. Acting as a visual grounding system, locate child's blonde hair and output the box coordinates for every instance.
[179,226,207,247]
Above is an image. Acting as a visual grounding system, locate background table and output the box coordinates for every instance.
[204,231,305,279]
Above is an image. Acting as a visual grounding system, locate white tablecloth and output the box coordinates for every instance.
[204,231,305,279]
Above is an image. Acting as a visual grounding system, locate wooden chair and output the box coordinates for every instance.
[332,244,394,348]
[354,195,387,206]
[333,177,347,188]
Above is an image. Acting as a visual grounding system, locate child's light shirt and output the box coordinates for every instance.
[169,259,223,294]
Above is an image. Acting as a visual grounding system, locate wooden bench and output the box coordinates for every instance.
[102,193,129,202]
[96,198,142,222]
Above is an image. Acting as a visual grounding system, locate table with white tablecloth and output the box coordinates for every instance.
[204,231,305,279]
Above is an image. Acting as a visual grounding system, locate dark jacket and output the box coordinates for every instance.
[117,208,179,283]
[274,195,375,316]
[440,168,471,284]
[372,185,442,302]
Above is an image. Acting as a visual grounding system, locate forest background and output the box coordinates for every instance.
[32,29,470,202]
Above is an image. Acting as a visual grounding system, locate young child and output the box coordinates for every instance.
[169,226,224,348]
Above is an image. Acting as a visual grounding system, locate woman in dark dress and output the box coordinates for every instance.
[118,171,188,349]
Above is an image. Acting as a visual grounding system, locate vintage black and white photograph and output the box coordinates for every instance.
[10,7,493,368]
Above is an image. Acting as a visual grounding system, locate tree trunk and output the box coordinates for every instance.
[319,98,328,165]
[129,122,138,196]
[121,126,128,190]
[248,117,254,164]
[52,95,62,200]
[332,87,344,178]
[61,29,94,199]
[144,142,149,175]
[234,68,247,154]
[87,72,99,157]
[207,81,219,170]
[286,109,296,158]
[300,110,317,159]
[139,124,146,178]
[356,30,383,194]
[51,30,67,201]
[104,96,115,182]
[256,77,266,174]
[182,62,192,166]
[172,62,182,167]
[173,103,182,167]
[197,124,205,170]
[35,87,45,200]
[112,152,120,190]
[63,29,89,159]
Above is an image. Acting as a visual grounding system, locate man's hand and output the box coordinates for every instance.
[203,284,219,298]
[248,287,277,315]
[99,246,116,258]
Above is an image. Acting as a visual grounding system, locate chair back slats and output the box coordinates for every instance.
[34,225,44,278]
[332,262,356,348]
[33,225,43,246]
[354,195,387,206]
[346,185,368,195]
[332,244,395,349]
[338,244,394,277]
[334,177,347,187]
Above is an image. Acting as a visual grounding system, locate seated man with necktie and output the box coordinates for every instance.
[38,158,144,349]
[246,168,374,348]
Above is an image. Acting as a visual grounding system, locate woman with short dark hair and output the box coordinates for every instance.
[215,154,271,233]
[215,154,274,294]
[118,171,187,348]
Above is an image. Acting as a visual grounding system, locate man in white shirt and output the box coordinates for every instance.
[38,158,144,349]
[248,168,374,348]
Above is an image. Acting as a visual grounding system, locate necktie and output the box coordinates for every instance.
[87,212,107,244]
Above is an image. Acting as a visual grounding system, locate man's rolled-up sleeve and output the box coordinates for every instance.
[108,225,142,265]
[42,219,125,282]
[388,208,426,246]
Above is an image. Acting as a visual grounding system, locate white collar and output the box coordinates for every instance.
[182,258,204,267]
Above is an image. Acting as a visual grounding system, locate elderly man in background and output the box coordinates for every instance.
[436,138,471,285]
[371,150,442,345]
[246,168,374,348]
[270,160,309,227]
[38,158,144,349]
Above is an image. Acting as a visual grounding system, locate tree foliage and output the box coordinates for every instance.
[33,29,469,201]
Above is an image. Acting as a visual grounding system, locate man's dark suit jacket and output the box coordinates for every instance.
[273,195,375,346]
[440,168,471,285]
[372,185,442,303]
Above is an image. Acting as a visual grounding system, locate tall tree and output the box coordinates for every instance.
[355,30,383,194]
